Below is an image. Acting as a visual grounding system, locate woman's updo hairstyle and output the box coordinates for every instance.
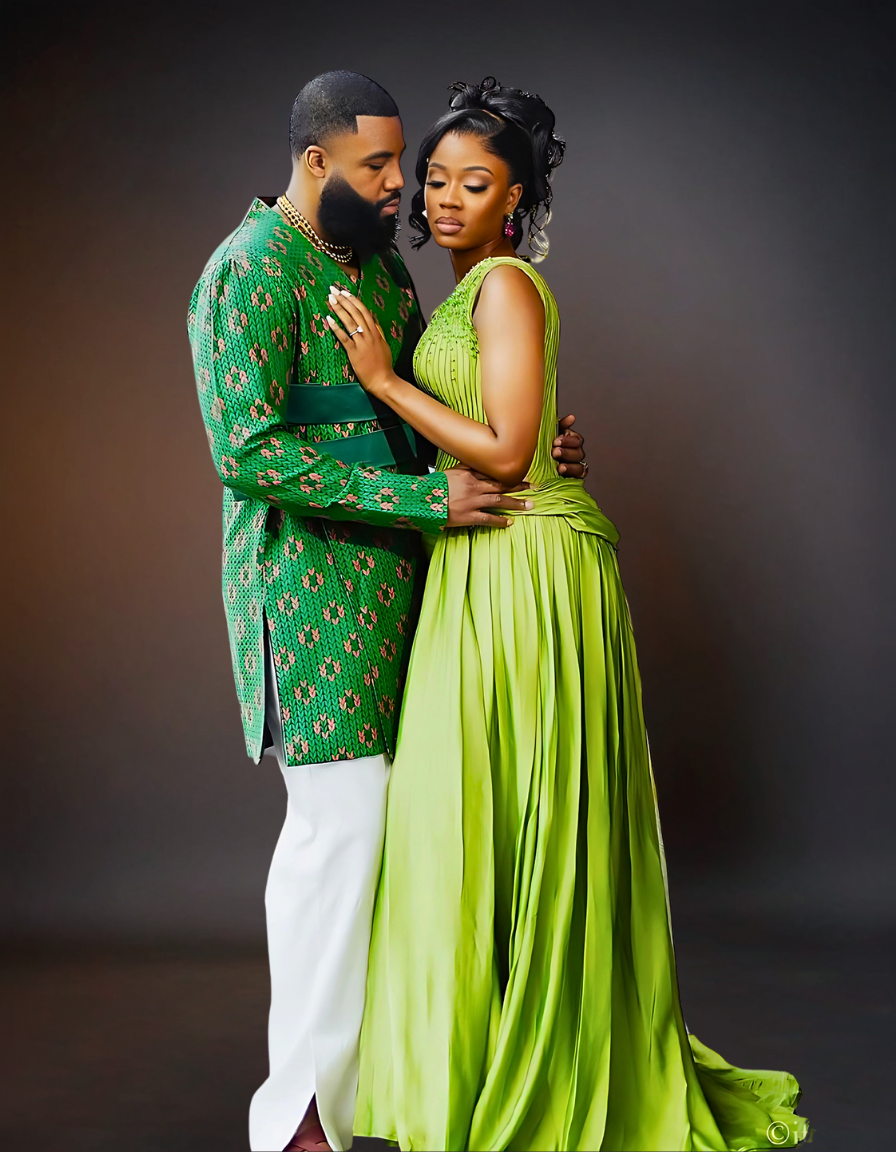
[409,76,565,261]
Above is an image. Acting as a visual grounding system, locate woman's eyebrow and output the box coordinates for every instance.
[426,162,494,176]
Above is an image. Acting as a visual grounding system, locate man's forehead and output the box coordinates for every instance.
[329,114,405,156]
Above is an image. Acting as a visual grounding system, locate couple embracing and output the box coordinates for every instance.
[189,71,807,1152]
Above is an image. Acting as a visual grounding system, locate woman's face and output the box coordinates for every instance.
[423,130,522,252]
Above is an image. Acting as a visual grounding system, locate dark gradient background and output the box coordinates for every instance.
[1,1,894,1147]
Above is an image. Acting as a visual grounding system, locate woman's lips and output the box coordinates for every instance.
[435,217,463,234]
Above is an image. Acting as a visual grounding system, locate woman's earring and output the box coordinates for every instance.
[504,213,515,237]
[422,209,428,218]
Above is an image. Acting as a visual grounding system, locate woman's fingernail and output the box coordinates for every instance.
[340,290,353,298]
[525,500,534,509]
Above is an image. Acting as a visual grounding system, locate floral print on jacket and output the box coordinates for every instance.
[188,199,447,764]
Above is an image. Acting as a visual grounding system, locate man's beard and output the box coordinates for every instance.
[317,175,400,263]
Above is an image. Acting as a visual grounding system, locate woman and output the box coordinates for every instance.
[325,77,808,1152]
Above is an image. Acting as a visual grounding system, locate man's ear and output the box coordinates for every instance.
[303,145,328,180]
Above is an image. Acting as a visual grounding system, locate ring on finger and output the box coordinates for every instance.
[347,326,363,338]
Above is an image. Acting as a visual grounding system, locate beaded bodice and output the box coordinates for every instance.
[413,257,561,488]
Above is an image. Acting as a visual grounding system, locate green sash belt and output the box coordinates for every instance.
[286,383,417,467]
[233,383,418,501]
[308,421,418,467]
[287,381,394,426]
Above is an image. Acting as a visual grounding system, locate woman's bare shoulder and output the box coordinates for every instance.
[474,262,544,327]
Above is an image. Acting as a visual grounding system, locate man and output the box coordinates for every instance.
[188,71,586,1152]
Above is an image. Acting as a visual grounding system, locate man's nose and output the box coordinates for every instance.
[384,162,404,191]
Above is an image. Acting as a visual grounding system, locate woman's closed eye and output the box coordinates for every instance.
[425,180,488,193]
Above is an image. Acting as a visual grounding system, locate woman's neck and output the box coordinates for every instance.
[450,235,519,283]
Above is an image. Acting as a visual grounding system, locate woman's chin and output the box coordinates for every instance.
[430,231,469,251]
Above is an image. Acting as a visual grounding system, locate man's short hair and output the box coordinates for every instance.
[289,71,399,157]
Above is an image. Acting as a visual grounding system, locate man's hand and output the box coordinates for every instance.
[445,468,533,529]
[553,413,588,477]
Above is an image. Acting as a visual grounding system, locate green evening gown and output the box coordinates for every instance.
[354,257,808,1152]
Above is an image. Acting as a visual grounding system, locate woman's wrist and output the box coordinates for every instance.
[369,371,405,403]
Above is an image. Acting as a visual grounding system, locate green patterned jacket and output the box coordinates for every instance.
[188,199,448,766]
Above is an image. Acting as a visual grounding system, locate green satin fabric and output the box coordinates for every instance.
[285,382,419,468]
[355,258,807,1150]
[287,380,400,425]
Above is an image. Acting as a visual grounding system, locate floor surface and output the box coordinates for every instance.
[1,912,891,1150]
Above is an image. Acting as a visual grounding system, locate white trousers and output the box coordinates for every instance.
[248,643,390,1151]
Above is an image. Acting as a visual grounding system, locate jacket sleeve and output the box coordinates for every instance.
[188,255,448,531]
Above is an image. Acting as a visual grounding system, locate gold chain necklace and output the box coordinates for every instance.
[276,195,355,265]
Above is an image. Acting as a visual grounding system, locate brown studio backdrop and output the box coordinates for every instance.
[1,0,893,941]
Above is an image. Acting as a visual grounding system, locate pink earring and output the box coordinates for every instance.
[504,213,515,237]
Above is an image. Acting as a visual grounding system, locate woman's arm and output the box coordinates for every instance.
[326,266,546,486]
[188,256,449,531]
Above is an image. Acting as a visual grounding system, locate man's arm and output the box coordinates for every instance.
[189,256,447,531]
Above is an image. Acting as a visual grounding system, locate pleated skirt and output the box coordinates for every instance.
[355,515,807,1151]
